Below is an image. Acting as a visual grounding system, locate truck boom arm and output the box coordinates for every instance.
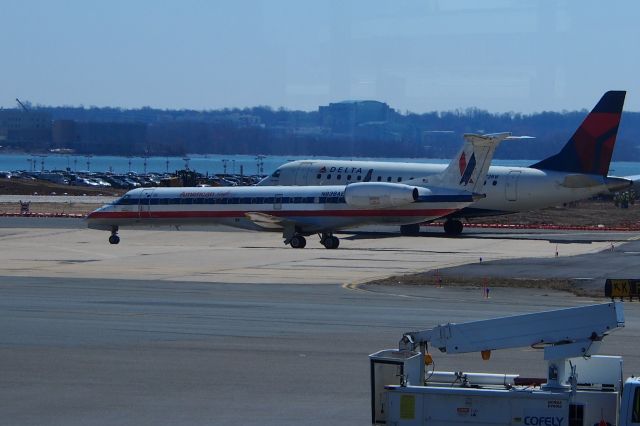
[400,302,624,360]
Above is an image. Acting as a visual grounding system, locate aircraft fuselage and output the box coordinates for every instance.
[87,185,474,234]
[259,161,620,218]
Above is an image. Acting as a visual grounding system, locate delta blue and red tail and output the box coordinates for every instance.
[530,91,626,176]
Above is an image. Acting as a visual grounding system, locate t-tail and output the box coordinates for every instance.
[427,132,510,193]
[530,90,626,176]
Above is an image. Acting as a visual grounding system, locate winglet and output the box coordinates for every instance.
[530,91,626,176]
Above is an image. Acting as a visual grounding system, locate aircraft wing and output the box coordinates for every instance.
[244,212,289,230]
[245,211,329,235]
[244,211,322,231]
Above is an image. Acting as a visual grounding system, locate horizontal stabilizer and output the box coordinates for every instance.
[505,135,535,140]
[560,174,632,190]
[626,175,640,192]
[605,176,633,192]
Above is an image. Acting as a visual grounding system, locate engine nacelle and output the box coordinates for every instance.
[344,182,429,209]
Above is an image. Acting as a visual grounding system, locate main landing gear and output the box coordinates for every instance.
[285,232,340,249]
[443,219,464,236]
[289,235,307,249]
[319,232,339,250]
[108,226,120,245]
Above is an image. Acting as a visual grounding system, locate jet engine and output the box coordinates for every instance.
[344,182,429,208]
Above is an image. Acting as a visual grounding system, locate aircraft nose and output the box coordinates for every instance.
[85,206,105,220]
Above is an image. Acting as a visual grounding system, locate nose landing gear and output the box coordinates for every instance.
[108,226,120,245]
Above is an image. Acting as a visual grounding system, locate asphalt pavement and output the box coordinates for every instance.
[1,218,640,425]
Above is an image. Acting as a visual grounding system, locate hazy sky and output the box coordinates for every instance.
[2,0,639,113]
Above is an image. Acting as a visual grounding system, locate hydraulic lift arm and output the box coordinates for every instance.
[399,302,624,361]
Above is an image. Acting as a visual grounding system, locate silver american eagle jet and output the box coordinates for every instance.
[87,133,507,249]
[259,91,632,236]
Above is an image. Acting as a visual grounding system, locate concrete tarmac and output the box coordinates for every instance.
[0,218,628,284]
[1,218,640,425]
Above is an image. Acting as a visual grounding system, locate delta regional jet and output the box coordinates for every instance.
[259,91,632,236]
[87,133,507,248]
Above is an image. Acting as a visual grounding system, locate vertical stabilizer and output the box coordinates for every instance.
[530,91,626,176]
[430,132,510,192]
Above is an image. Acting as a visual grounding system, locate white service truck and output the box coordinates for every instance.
[369,302,640,425]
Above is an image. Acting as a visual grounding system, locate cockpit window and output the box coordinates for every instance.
[113,194,133,205]
[271,169,281,178]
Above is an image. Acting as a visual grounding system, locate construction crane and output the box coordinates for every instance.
[15,98,30,112]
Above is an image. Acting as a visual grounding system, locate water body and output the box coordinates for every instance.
[0,153,638,176]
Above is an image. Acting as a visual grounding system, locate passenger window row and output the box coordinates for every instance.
[317,173,365,182]
[316,174,408,183]
[115,196,341,205]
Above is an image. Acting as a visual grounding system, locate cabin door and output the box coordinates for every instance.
[294,162,314,185]
[505,171,521,202]
[274,194,283,210]
[138,189,155,219]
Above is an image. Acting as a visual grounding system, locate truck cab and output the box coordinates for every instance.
[620,378,640,426]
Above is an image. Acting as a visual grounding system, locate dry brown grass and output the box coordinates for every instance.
[366,274,596,297]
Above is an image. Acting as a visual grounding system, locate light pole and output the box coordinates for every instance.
[255,155,265,174]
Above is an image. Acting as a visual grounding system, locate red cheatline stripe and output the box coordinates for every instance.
[87,208,457,220]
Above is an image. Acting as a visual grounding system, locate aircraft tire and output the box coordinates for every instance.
[109,235,120,245]
[400,223,421,236]
[444,219,463,236]
[290,235,306,249]
[323,236,339,249]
